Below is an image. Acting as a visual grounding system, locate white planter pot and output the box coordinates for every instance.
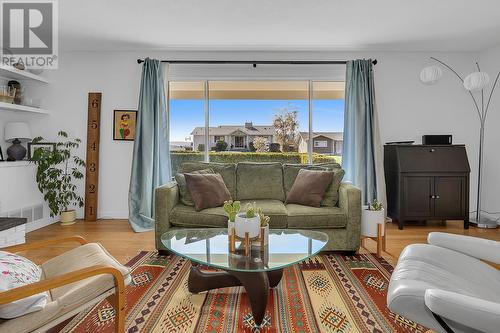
[60,210,76,226]
[361,207,385,237]
[234,213,261,238]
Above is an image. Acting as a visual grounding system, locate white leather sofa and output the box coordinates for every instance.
[387,232,500,333]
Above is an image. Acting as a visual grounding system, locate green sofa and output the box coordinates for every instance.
[155,162,361,252]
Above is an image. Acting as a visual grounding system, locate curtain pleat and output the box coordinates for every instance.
[343,59,384,205]
[128,58,171,232]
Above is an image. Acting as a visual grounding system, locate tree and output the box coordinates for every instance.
[252,136,269,152]
[273,107,300,152]
[197,144,205,152]
[215,140,228,152]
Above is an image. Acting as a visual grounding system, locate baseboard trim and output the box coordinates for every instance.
[26,217,57,233]
[98,211,129,219]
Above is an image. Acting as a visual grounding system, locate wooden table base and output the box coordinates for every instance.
[188,265,283,326]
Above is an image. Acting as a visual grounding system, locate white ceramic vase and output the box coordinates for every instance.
[361,207,385,237]
[234,213,261,238]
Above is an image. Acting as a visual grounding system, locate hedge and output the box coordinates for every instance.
[171,151,341,175]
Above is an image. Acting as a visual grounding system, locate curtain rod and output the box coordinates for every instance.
[136,59,377,66]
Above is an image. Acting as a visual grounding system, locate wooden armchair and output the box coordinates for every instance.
[0,236,129,333]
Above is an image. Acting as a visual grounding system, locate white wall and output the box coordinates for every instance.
[4,49,497,222]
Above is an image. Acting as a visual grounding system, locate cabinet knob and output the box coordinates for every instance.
[430,195,436,199]
[430,148,436,152]
[435,195,440,199]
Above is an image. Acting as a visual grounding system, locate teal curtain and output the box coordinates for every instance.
[129,58,170,232]
[343,59,378,205]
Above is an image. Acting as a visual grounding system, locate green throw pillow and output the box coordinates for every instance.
[175,168,214,206]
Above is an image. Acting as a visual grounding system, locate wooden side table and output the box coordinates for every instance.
[361,224,386,257]
[361,209,387,257]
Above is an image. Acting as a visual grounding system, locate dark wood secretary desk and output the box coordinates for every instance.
[384,144,470,230]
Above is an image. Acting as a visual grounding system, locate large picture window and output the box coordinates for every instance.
[169,80,344,175]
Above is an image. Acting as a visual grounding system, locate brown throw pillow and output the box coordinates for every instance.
[185,173,232,211]
[285,169,334,207]
[175,168,214,206]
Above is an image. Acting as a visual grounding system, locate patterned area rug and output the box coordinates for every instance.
[51,251,430,333]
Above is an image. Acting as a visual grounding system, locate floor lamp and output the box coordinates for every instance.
[420,57,500,228]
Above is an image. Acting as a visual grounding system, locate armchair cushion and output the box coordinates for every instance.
[425,289,500,333]
[41,243,131,304]
[387,243,500,332]
[428,232,500,264]
[1,243,130,333]
[0,252,48,319]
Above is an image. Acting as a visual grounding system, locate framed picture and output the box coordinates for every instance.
[27,142,56,160]
[113,110,137,141]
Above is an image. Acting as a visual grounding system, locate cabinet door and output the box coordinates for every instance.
[402,176,434,218]
[434,177,466,218]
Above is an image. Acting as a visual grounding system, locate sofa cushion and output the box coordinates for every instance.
[236,162,285,201]
[175,168,214,206]
[286,204,347,228]
[170,204,229,228]
[283,163,344,207]
[179,162,237,199]
[240,200,287,228]
[318,163,344,207]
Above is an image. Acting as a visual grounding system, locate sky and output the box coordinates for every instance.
[169,99,344,141]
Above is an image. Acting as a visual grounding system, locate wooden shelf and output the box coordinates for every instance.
[0,102,49,115]
[0,65,49,84]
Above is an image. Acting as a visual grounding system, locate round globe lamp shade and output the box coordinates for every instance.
[420,65,443,85]
[463,72,490,92]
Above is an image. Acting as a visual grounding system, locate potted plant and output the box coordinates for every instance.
[234,202,261,238]
[224,200,241,232]
[362,199,385,237]
[30,131,86,225]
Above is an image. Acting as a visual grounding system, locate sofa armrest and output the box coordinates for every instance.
[428,232,500,264]
[339,183,362,250]
[155,182,179,250]
[425,289,500,333]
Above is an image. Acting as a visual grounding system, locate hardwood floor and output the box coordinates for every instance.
[23,219,500,266]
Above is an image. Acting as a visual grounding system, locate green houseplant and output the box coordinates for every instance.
[234,202,261,238]
[30,131,86,225]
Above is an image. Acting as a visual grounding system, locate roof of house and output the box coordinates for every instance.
[299,132,343,141]
[191,123,275,136]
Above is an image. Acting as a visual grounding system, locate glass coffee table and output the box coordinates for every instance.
[161,228,328,326]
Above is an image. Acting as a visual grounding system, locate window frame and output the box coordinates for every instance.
[168,79,344,165]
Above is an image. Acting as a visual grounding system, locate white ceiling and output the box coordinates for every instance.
[60,0,500,52]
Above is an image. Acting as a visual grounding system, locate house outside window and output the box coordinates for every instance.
[314,140,328,148]
[168,80,344,175]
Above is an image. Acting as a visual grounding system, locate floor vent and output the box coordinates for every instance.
[1,203,49,232]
